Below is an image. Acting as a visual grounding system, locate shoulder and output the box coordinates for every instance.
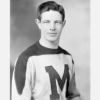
[14,42,38,94]
[59,46,71,55]
[14,41,39,75]
[17,41,39,62]
[59,46,74,64]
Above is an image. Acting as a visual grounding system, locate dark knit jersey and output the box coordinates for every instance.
[12,41,80,100]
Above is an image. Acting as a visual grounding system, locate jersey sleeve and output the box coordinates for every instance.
[12,54,35,100]
[66,56,80,99]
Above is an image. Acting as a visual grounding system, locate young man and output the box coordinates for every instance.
[12,1,81,100]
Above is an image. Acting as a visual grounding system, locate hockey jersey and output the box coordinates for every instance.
[12,41,80,100]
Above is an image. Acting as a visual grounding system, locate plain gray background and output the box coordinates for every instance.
[10,0,90,100]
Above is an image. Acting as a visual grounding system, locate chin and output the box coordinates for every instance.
[47,37,58,42]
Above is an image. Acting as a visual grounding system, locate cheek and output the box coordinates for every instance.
[57,26,63,32]
[41,25,49,31]
[40,26,49,36]
[40,27,46,33]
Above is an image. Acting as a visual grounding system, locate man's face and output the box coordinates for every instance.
[37,10,66,42]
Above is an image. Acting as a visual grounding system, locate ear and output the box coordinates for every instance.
[35,19,41,29]
[62,20,66,27]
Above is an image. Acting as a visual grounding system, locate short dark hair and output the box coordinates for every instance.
[37,1,65,21]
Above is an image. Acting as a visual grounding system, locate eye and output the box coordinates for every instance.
[55,21,62,24]
[42,20,50,23]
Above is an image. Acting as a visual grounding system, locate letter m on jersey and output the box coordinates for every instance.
[45,64,70,100]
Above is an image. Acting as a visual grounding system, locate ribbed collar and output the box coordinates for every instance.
[35,41,69,55]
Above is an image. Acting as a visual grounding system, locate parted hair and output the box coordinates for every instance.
[37,1,65,21]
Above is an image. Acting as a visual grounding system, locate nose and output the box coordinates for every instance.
[50,23,56,31]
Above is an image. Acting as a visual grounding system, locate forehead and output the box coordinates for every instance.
[41,10,62,21]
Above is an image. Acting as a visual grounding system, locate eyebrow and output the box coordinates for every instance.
[42,19,62,21]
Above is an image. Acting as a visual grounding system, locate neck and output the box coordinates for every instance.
[39,39,59,49]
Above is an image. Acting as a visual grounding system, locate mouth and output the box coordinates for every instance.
[49,32,57,35]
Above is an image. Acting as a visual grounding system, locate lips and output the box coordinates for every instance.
[49,33,57,36]
[50,33,56,34]
[49,32,57,34]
